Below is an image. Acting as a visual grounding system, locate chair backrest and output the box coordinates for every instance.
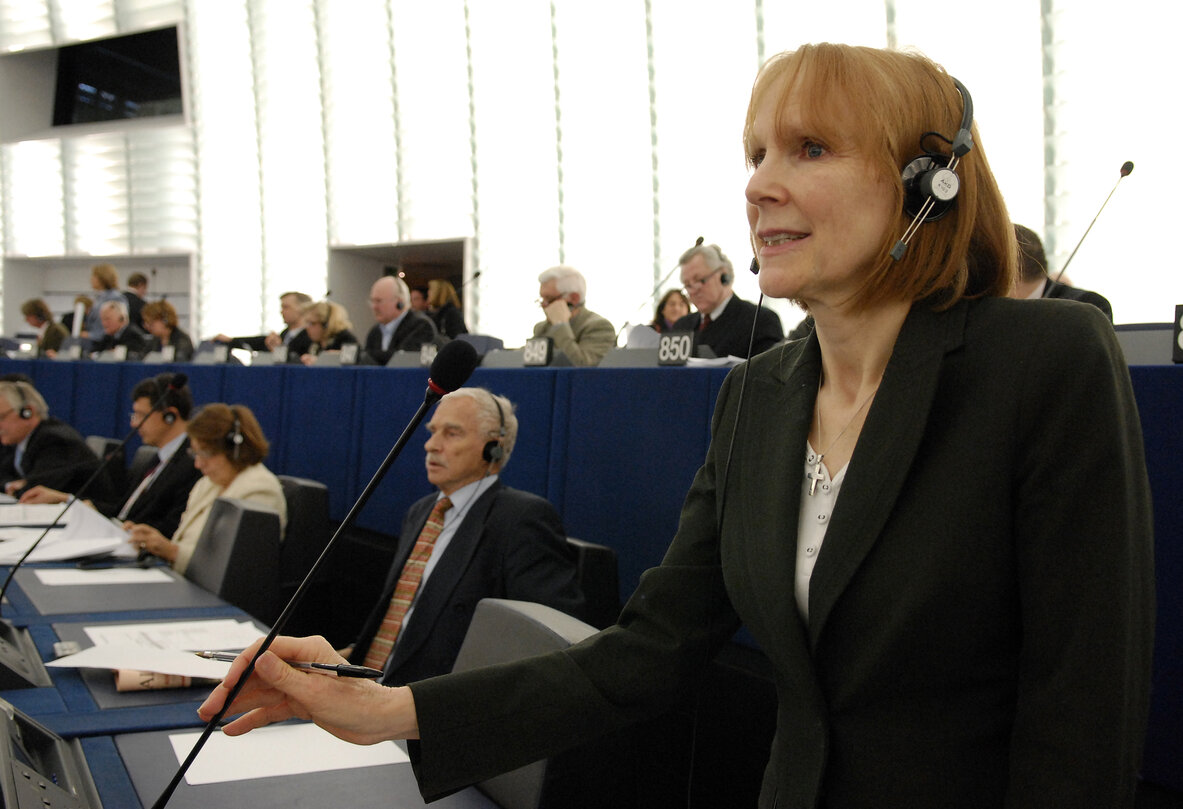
[85,435,122,464]
[184,497,282,623]
[276,475,331,591]
[127,444,159,483]
[456,333,505,354]
[453,599,600,809]
[565,538,621,630]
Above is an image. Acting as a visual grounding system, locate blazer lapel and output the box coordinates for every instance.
[388,481,501,668]
[729,337,820,655]
[806,301,968,647]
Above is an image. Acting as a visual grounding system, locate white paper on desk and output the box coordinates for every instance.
[83,618,265,651]
[170,723,408,785]
[45,644,230,679]
[33,567,173,586]
[0,500,128,562]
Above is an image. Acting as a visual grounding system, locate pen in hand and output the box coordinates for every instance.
[194,651,384,679]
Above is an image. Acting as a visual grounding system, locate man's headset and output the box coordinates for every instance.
[13,383,33,420]
[482,393,507,464]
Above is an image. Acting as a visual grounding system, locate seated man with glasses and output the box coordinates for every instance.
[673,241,783,358]
[20,374,202,539]
[531,265,615,366]
[0,380,113,501]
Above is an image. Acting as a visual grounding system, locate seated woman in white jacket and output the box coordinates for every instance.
[127,403,287,575]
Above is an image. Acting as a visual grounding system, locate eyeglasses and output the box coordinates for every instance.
[681,266,723,293]
[0,409,15,421]
[129,410,153,425]
[535,294,566,307]
[187,447,218,460]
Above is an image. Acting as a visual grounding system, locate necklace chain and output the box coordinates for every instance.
[807,377,879,496]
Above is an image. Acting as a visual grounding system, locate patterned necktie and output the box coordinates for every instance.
[698,313,711,332]
[362,496,453,670]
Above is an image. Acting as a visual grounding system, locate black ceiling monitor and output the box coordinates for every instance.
[52,26,182,127]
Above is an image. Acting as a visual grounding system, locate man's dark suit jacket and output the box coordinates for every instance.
[0,419,114,501]
[673,294,783,358]
[349,481,586,685]
[362,311,438,366]
[408,297,1153,808]
[1043,278,1113,321]
[124,291,145,327]
[91,325,150,359]
[93,437,202,537]
[227,327,311,356]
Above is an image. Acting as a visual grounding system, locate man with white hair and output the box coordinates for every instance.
[531,265,615,366]
[0,380,112,500]
[363,275,439,365]
[347,387,587,685]
[91,298,151,358]
[672,242,783,358]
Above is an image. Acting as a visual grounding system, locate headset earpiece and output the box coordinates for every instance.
[163,410,177,425]
[14,383,33,420]
[890,77,975,261]
[482,393,507,464]
[226,408,244,461]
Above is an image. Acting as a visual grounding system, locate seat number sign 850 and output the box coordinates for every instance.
[658,331,693,366]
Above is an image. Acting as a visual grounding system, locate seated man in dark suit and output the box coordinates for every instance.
[362,275,439,365]
[1012,224,1113,321]
[347,387,586,685]
[0,381,114,501]
[213,290,313,355]
[673,241,783,358]
[20,373,203,538]
[90,299,151,359]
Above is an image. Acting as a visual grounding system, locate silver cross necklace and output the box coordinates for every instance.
[807,377,879,496]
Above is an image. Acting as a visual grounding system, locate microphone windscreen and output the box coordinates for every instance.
[749,257,760,275]
[1121,160,1134,177]
[428,340,479,394]
[169,373,188,389]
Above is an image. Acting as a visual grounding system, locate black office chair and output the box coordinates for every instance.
[184,497,282,624]
[565,537,621,629]
[127,444,158,483]
[85,435,123,465]
[453,599,634,809]
[276,474,331,597]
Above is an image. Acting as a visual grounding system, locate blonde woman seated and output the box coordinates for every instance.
[126,403,286,575]
[297,300,358,366]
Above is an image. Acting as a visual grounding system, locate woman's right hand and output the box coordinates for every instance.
[198,635,420,745]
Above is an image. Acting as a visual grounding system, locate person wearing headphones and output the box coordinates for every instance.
[19,298,69,356]
[531,265,615,366]
[673,242,783,358]
[343,387,586,685]
[204,44,1151,808]
[0,380,112,500]
[126,403,286,575]
[362,275,439,366]
[20,374,203,539]
[1011,223,1113,321]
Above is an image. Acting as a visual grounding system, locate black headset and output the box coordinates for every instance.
[13,383,33,420]
[226,407,244,461]
[153,373,180,424]
[890,77,974,261]
[482,393,507,464]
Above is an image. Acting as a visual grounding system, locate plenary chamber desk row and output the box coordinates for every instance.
[0,560,496,808]
[1,357,1180,794]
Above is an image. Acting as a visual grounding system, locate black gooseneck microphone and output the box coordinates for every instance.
[616,236,707,341]
[150,339,481,809]
[1051,160,1134,284]
[458,270,482,289]
[0,372,190,614]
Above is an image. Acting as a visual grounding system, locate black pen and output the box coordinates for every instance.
[193,650,384,679]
